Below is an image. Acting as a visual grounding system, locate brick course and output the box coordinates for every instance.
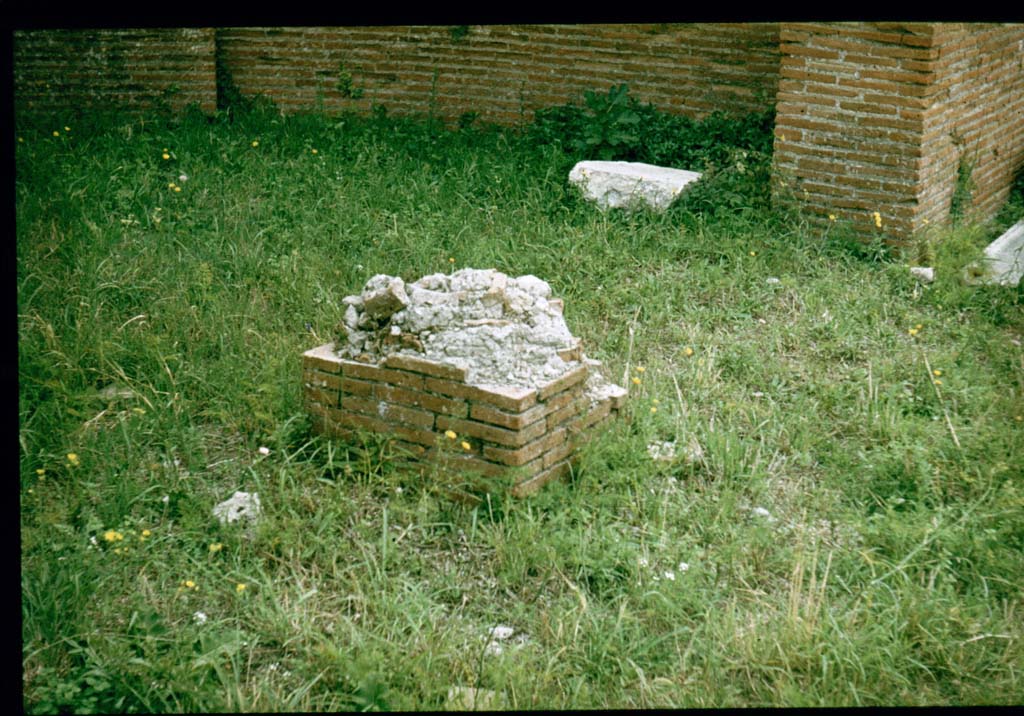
[303,342,625,497]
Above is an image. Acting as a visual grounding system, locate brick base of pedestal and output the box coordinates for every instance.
[302,343,626,497]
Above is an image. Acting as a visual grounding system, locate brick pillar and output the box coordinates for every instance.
[773,22,1024,246]
[772,22,938,244]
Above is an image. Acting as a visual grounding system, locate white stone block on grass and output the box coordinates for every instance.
[569,160,702,212]
[979,219,1024,286]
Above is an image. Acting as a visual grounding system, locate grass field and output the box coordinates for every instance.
[17,98,1024,711]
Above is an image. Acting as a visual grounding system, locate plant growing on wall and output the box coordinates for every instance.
[949,153,976,226]
[337,63,364,99]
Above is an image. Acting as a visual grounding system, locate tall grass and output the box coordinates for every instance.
[18,99,1024,711]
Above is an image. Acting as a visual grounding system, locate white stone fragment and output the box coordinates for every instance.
[975,219,1024,286]
[361,274,409,319]
[213,491,262,525]
[569,160,702,212]
[647,441,677,462]
[446,687,503,711]
[910,266,935,283]
[751,506,776,522]
[488,625,515,641]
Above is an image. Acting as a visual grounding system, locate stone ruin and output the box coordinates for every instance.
[302,268,627,497]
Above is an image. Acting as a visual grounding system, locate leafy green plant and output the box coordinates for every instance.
[574,83,642,159]
[336,63,364,99]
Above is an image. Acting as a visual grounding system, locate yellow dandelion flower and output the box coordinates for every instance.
[64,126,71,132]
[103,530,124,542]
[933,379,943,386]
[908,328,919,336]
[932,369,942,377]
[18,137,24,143]
[445,430,457,440]
[162,152,170,160]
[52,131,59,137]
[650,407,658,414]
[113,547,122,554]
[829,214,836,222]
[251,140,259,147]
[915,324,923,330]
[631,376,642,385]
[873,211,883,228]
[168,182,176,189]
[184,580,197,590]
[311,148,318,154]
[448,257,455,263]
[140,529,151,540]
[208,543,223,553]
[636,366,646,373]
[652,399,660,405]
[36,468,45,477]
[460,441,472,451]
[236,583,247,593]
[1015,416,1022,422]
[66,453,80,467]
[749,251,757,257]
[684,347,694,357]
[174,186,182,193]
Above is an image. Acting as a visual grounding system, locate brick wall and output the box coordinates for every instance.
[13,28,217,117]
[773,22,1024,243]
[216,24,780,124]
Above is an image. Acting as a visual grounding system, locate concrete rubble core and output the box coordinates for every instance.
[335,268,621,403]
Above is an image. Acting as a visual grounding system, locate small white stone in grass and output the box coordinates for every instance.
[910,266,935,283]
[258,446,270,456]
[647,441,677,462]
[213,491,262,525]
[489,625,515,641]
[751,506,776,523]
[447,686,503,711]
